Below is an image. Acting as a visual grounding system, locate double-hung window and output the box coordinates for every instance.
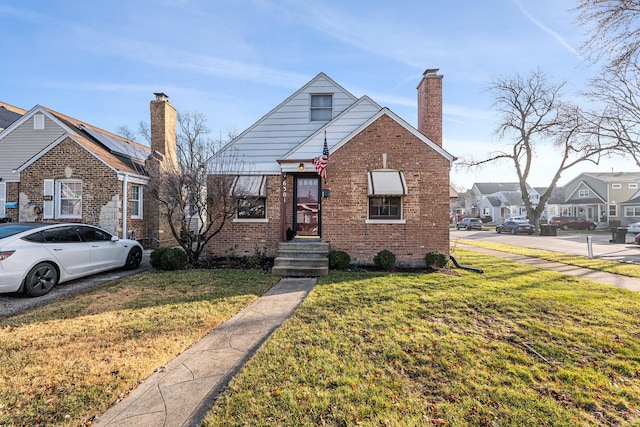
[367,170,407,223]
[578,189,589,198]
[57,180,82,219]
[310,94,332,122]
[233,175,267,221]
[129,185,143,219]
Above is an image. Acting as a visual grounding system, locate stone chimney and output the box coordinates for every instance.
[417,68,443,147]
[150,92,177,165]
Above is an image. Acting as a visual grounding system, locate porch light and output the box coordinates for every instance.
[298,163,305,171]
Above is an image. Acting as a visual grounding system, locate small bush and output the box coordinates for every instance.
[328,250,351,270]
[425,251,449,269]
[150,247,170,269]
[481,216,492,224]
[151,247,188,270]
[373,249,396,270]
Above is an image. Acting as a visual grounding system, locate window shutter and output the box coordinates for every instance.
[0,182,5,218]
[43,179,54,219]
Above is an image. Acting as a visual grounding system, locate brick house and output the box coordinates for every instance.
[207,69,455,266]
[0,94,178,246]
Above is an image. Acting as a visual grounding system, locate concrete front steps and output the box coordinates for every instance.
[272,241,329,277]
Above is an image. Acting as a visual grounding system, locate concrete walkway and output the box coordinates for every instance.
[456,243,640,292]
[93,277,316,427]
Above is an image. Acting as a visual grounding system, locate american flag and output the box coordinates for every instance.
[312,132,329,182]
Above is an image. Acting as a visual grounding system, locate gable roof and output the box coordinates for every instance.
[473,183,522,194]
[212,72,454,174]
[1,104,150,177]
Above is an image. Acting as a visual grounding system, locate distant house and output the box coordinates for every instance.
[0,94,178,245]
[560,172,640,226]
[206,69,455,265]
[466,183,539,223]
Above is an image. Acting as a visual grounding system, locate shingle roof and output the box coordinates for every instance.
[474,183,521,194]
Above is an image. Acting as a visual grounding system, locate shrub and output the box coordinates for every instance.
[425,251,449,269]
[481,216,492,224]
[328,250,351,270]
[373,249,396,270]
[151,247,188,270]
[150,247,170,269]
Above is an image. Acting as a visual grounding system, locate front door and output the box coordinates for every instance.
[295,176,320,237]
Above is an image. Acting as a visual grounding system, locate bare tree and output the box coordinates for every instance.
[586,63,640,167]
[461,70,614,229]
[574,0,640,70]
[143,111,241,265]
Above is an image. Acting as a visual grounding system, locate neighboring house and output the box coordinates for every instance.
[467,183,538,223]
[560,172,640,227]
[206,69,455,265]
[0,93,178,245]
[534,186,565,221]
[620,191,640,227]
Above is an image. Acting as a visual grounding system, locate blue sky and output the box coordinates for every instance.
[1,0,632,189]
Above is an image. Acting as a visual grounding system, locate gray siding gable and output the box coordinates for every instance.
[281,96,382,161]
[213,73,358,174]
[0,107,68,180]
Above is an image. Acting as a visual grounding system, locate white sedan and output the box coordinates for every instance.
[0,222,143,297]
[627,222,640,234]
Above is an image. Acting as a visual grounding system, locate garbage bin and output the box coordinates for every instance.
[540,225,557,236]
[615,227,628,244]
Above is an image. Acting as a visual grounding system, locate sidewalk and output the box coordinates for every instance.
[92,277,316,427]
[456,243,640,292]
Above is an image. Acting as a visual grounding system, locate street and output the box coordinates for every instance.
[451,228,640,265]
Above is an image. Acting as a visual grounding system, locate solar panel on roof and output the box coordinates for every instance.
[78,125,149,162]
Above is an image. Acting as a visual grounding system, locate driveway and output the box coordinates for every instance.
[0,250,152,318]
[451,228,640,265]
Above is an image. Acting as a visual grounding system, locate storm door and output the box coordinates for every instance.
[294,176,320,237]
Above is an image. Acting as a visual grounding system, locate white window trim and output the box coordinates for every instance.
[56,180,82,219]
[0,182,5,218]
[578,189,589,198]
[310,94,333,122]
[130,185,143,219]
[611,183,622,189]
[609,204,618,217]
[624,206,640,217]
[629,183,639,189]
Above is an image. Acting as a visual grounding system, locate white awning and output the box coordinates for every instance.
[232,175,266,197]
[367,170,407,196]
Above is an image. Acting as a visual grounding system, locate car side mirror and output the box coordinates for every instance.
[111,235,119,242]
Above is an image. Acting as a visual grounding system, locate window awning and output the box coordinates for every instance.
[232,175,266,197]
[367,170,407,196]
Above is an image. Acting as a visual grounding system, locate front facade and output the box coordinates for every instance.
[467,183,539,223]
[207,70,454,265]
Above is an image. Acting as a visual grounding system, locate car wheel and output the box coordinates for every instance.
[562,224,569,230]
[124,247,143,270]
[511,228,517,235]
[496,228,501,234]
[588,224,596,231]
[23,262,58,297]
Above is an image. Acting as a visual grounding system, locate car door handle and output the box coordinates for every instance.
[53,248,63,251]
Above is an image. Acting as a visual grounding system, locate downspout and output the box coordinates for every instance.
[122,174,128,239]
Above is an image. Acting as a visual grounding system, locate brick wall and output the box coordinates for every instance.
[4,182,19,222]
[321,115,450,265]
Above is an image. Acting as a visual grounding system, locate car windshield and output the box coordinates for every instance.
[0,224,43,239]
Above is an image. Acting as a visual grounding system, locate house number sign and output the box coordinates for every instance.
[282,178,287,201]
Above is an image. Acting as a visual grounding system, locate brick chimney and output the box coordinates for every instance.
[150,92,177,166]
[417,68,443,147]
